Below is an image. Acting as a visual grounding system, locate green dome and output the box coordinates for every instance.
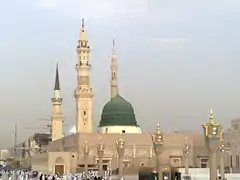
[99,95,138,127]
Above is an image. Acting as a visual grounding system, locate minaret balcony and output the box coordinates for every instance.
[51,97,63,103]
[51,113,63,119]
[74,88,93,98]
[75,63,91,70]
[76,46,90,53]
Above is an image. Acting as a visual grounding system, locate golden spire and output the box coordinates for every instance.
[156,121,161,134]
[98,136,104,152]
[116,133,125,149]
[220,131,223,140]
[119,132,124,142]
[83,140,89,155]
[203,109,222,138]
[209,109,215,125]
[80,18,87,41]
[184,137,188,145]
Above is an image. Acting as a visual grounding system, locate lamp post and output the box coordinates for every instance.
[116,135,125,179]
[97,137,104,177]
[83,141,89,176]
[152,122,164,180]
[202,109,222,180]
[183,137,191,180]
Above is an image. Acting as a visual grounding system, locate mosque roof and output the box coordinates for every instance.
[99,95,139,127]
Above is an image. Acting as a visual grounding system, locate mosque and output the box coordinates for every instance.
[28,19,239,174]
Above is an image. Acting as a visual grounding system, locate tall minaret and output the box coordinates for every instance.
[51,63,63,141]
[110,39,119,99]
[74,19,93,133]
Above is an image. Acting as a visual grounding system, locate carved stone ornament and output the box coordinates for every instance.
[89,150,95,156]
[104,150,114,157]
[136,149,148,157]
[124,149,132,156]
[170,157,182,167]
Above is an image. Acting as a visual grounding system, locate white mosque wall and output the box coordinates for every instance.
[111,173,240,180]
[180,173,240,180]
[178,168,240,180]
[99,126,142,134]
[67,125,142,134]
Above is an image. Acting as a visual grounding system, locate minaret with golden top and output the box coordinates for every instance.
[110,39,119,99]
[153,122,164,144]
[202,109,222,139]
[51,63,63,141]
[152,122,164,180]
[202,109,223,180]
[74,18,93,133]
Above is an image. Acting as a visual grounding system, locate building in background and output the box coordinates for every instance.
[0,149,10,160]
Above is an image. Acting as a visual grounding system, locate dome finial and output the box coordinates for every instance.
[184,137,188,145]
[209,109,215,124]
[156,121,161,134]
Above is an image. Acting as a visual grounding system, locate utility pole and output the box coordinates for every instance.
[13,123,18,156]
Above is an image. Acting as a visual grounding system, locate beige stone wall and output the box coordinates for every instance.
[31,153,49,172]
[30,117,240,174]
[36,130,240,173]
[46,131,213,171]
[48,152,71,174]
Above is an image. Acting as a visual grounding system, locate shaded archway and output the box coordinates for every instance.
[54,157,65,175]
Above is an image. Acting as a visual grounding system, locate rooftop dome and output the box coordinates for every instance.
[99,95,138,127]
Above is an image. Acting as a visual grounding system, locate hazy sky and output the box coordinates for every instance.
[1,0,240,147]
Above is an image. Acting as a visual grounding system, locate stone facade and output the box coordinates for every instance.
[31,131,209,174]
[29,120,240,174]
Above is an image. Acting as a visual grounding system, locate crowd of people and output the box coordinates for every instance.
[0,170,116,180]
